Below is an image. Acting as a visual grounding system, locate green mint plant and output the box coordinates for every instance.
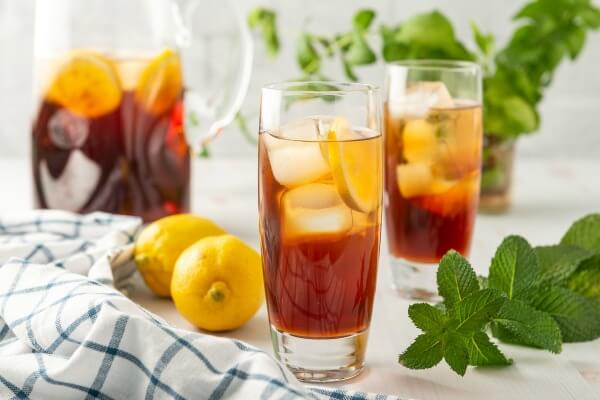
[248,1,600,141]
[399,214,600,376]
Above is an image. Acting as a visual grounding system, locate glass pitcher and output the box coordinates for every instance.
[31,0,252,222]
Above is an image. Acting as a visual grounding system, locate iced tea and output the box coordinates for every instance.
[260,117,382,338]
[32,49,189,222]
[258,85,382,382]
[385,101,482,263]
[384,61,482,299]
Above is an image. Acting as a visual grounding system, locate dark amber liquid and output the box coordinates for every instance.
[384,104,481,263]
[259,138,380,338]
[32,91,189,222]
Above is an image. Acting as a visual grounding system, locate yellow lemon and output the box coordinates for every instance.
[134,214,226,298]
[171,235,264,332]
[135,48,183,115]
[47,50,122,118]
[327,117,381,213]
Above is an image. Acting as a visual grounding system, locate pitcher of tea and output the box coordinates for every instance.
[31,0,252,221]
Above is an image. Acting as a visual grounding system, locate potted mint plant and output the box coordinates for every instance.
[247,0,600,213]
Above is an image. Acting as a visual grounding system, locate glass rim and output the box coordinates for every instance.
[262,80,379,95]
[386,59,481,73]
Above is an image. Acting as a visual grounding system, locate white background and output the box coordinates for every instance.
[1,0,599,159]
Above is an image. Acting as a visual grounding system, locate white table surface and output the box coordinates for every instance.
[1,155,600,400]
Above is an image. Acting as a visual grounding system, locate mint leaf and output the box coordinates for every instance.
[399,333,443,369]
[437,250,480,308]
[489,235,539,299]
[521,286,600,342]
[561,214,600,252]
[450,289,506,333]
[444,332,469,376]
[535,244,591,285]
[467,332,512,366]
[296,34,321,74]
[353,9,376,32]
[568,254,600,298]
[247,8,280,57]
[344,31,376,66]
[470,21,495,56]
[492,299,562,353]
[409,303,447,333]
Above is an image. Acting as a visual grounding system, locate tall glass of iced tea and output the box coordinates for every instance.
[259,82,382,382]
[31,0,251,221]
[384,61,482,300]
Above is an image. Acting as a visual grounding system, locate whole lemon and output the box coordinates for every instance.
[171,234,264,332]
[134,214,225,297]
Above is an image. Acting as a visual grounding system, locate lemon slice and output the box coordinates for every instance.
[327,117,380,213]
[47,50,122,118]
[135,49,183,115]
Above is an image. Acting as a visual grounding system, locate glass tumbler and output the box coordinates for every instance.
[258,82,383,382]
[384,60,482,300]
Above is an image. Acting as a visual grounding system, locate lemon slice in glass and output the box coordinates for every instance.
[47,50,122,118]
[327,117,380,213]
[135,49,183,115]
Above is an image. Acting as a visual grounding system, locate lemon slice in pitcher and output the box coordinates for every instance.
[135,49,183,115]
[47,50,122,118]
[327,117,380,213]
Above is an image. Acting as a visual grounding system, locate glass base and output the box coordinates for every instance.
[270,325,368,383]
[390,256,440,301]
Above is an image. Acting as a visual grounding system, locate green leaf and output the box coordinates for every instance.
[471,21,495,56]
[581,7,600,28]
[489,235,539,299]
[247,8,280,57]
[561,214,600,252]
[492,299,562,353]
[197,144,211,159]
[450,289,506,333]
[396,11,456,49]
[352,9,376,32]
[467,332,512,366]
[503,96,538,133]
[444,332,469,376]
[341,58,358,81]
[296,34,321,75]
[399,333,444,369]
[408,303,447,333]
[568,254,600,298]
[521,286,600,342]
[437,250,480,308]
[382,42,410,62]
[344,31,376,66]
[565,26,586,60]
[534,244,591,285]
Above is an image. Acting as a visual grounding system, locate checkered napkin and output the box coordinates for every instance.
[0,211,399,400]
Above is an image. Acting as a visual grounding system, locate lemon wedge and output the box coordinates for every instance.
[47,50,122,118]
[135,49,183,115]
[327,117,381,213]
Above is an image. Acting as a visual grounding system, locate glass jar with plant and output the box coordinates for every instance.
[246,0,600,213]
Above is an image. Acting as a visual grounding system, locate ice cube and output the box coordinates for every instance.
[402,119,437,163]
[397,163,460,199]
[40,150,100,211]
[390,81,454,118]
[48,109,89,149]
[282,183,352,239]
[264,118,331,187]
[396,163,434,198]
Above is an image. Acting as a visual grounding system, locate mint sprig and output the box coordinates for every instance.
[400,213,600,376]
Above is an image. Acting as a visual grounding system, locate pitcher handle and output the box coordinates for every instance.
[174,0,253,150]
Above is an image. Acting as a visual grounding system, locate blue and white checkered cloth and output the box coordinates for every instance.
[0,211,399,399]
